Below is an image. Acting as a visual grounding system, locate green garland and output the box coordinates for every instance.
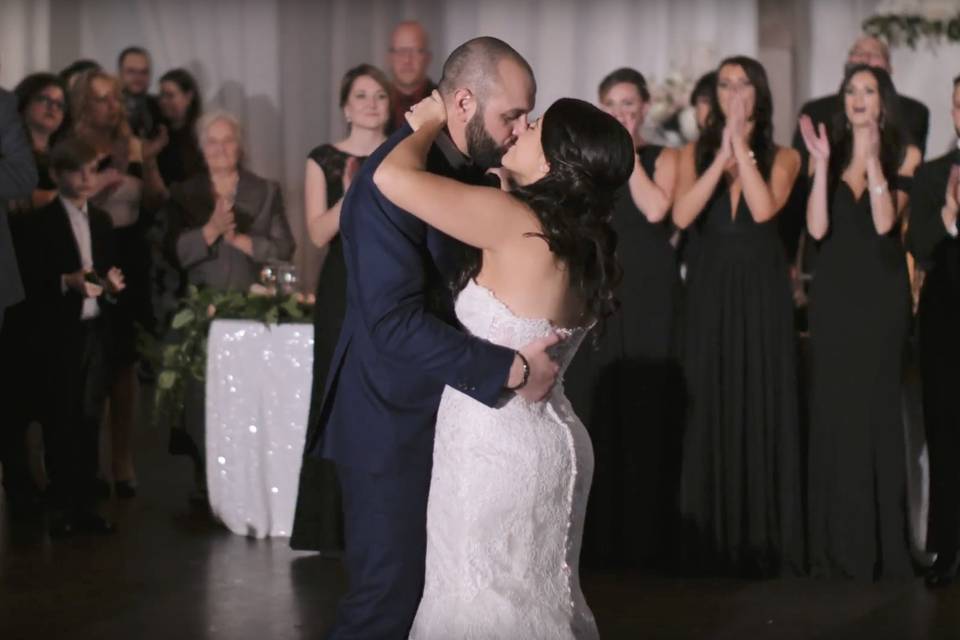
[142,285,312,430]
[863,12,960,49]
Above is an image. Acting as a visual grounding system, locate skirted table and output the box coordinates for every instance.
[205,319,313,538]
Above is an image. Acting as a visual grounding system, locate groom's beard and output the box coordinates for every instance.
[466,108,507,170]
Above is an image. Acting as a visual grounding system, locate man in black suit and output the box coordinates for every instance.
[118,46,163,139]
[22,138,126,535]
[0,85,38,515]
[907,74,960,587]
[792,35,930,156]
[0,85,37,330]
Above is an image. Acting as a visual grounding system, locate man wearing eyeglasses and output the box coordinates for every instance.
[387,21,437,132]
[793,35,930,157]
[118,46,164,140]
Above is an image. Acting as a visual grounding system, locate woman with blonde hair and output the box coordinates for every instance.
[69,69,166,499]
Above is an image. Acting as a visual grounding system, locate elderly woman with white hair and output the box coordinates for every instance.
[163,110,294,499]
[166,109,294,291]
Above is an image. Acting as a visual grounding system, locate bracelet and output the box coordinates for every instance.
[506,350,530,391]
[870,181,888,196]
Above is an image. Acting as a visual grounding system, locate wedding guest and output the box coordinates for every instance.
[674,56,803,577]
[118,46,163,140]
[691,71,716,133]
[152,68,204,333]
[291,64,391,553]
[59,59,101,91]
[906,74,960,588]
[164,109,294,495]
[0,73,69,516]
[21,137,125,535]
[11,73,68,213]
[566,67,682,569]
[387,21,436,131]
[793,35,929,157]
[156,68,204,187]
[71,69,166,498]
[0,83,38,516]
[168,109,294,290]
[800,64,921,580]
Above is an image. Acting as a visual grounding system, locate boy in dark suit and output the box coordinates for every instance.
[23,138,125,536]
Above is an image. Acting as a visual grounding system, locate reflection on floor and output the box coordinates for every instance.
[1,396,958,640]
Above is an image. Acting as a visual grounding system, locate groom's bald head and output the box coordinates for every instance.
[438,37,536,168]
[439,36,535,102]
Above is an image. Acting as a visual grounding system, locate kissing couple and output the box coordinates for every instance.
[306,36,634,639]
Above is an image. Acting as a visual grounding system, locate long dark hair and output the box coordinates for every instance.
[509,98,634,327]
[159,68,203,130]
[827,64,903,197]
[695,56,775,179]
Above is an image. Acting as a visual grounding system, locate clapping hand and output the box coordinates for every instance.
[865,118,881,159]
[799,114,830,164]
[95,167,125,196]
[405,90,447,131]
[64,269,103,298]
[105,266,126,294]
[726,92,748,144]
[343,156,360,193]
[943,165,960,233]
[142,125,170,161]
[210,196,236,237]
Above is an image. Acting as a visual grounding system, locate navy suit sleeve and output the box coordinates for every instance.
[0,90,37,200]
[344,161,515,408]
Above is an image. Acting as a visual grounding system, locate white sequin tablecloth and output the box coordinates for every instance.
[206,319,313,538]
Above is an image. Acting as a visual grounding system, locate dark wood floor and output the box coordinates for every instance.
[2,410,959,640]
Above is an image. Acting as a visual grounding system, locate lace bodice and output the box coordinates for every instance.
[409,279,598,640]
[455,279,590,382]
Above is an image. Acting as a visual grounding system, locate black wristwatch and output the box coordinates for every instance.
[506,350,530,391]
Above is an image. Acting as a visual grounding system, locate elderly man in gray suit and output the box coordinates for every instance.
[0,85,38,329]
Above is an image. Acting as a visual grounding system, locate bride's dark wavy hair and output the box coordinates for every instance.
[485,98,633,329]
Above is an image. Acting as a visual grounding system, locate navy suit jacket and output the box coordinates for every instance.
[305,124,515,474]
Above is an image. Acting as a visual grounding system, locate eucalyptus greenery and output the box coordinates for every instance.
[863,12,960,49]
[143,285,312,430]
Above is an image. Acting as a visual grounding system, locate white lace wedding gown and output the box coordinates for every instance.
[409,280,599,640]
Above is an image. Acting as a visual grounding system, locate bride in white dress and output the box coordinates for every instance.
[374,91,634,639]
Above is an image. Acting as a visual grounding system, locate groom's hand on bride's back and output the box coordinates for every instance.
[510,333,564,402]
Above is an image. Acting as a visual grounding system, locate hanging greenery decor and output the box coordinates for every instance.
[863,2,960,49]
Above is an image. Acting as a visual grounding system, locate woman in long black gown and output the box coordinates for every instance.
[673,56,803,577]
[290,64,391,552]
[800,64,921,580]
[565,67,682,569]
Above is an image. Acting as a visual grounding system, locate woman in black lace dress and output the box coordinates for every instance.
[674,57,803,577]
[290,65,391,552]
[565,68,682,568]
[800,65,921,580]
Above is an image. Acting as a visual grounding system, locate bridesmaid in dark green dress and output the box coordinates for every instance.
[566,68,683,569]
[800,64,922,580]
[290,64,391,552]
[673,57,803,577]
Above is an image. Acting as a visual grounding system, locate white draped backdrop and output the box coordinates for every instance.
[2,0,956,288]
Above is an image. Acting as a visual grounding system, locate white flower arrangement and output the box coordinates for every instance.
[643,70,701,146]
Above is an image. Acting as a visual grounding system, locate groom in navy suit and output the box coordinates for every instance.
[306,38,559,638]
